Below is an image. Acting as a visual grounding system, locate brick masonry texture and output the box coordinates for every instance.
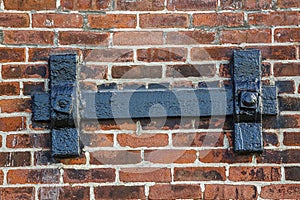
[0,0,299,199]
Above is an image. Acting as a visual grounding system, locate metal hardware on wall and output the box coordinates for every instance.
[32,50,278,158]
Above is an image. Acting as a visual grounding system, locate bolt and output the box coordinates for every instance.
[58,99,68,108]
[241,92,257,107]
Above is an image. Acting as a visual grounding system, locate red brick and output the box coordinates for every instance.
[88,14,136,29]
[113,32,163,46]
[145,150,196,164]
[166,64,216,78]
[276,80,295,94]
[111,65,162,79]
[257,149,300,163]
[64,168,115,183]
[220,29,271,44]
[283,132,300,146]
[274,63,300,76]
[191,47,236,61]
[2,64,48,79]
[285,167,300,181]
[4,0,56,10]
[250,46,297,60]
[8,169,60,184]
[4,30,54,45]
[0,117,25,132]
[261,184,300,199]
[149,184,201,199]
[174,167,226,181]
[166,31,215,45]
[137,48,187,62]
[119,168,171,182]
[6,133,50,148]
[61,0,110,10]
[279,97,300,111]
[0,82,20,96]
[90,150,141,165]
[83,49,134,62]
[140,14,189,28]
[278,0,300,8]
[80,133,113,147]
[0,152,31,167]
[0,187,34,200]
[39,187,89,200]
[229,166,280,181]
[205,184,257,200]
[57,154,86,165]
[249,11,299,26]
[95,186,145,200]
[115,0,164,11]
[168,0,217,10]
[199,149,252,163]
[263,132,279,147]
[117,133,168,148]
[0,48,25,62]
[0,13,29,27]
[23,82,45,95]
[59,32,109,46]
[32,13,83,28]
[193,13,244,27]
[172,132,224,147]
[275,28,300,43]
[221,0,272,10]
[28,48,81,62]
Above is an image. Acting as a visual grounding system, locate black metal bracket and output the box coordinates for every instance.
[32,50,278,157]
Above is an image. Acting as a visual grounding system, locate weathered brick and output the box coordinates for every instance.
[80,133,113,147]
[39,187,89,200]
[90,150,141,165]
[205,184,257,200]
[59,154,87,165]
[248,11,299,26]
[8,169,60,184]
[145,150,196,164]
[7,134,32,148]
[119,168,171,182]
[137,48,187,62]
[83,49,134,62]
[140,14,189,28]
[0,187,34,200]
[4,0,56,10]
[64,168,115,183]
[278,0,300,8]
[168,0,217,10]
[0,117,25,132]
[23,82,45,95]
[28,48,81,62]
[193,13,244,27]
[220,0,272,10]
[88,14,136,29]
[257,149,300,163]
[229,166,280,181]
[199,149,252,163]
[115,0,164,11]
[61,0,110,10]
[0,152,31,167]
[113,32,163,46]
[112,65,162,79]
[276,80,295,94]
[191,47,236,61]
[285,167,300,181]
[32,14,83,28]
[0,13,29,27]
[166,64,216,78]
[4,30,54,45]
[59,32,109,46]
[0,82,20,96]
[172,132,224,147]
[95,186,145,200]
[220,29,271,44]
[117,133,168,148]
[263,115,300,129]
[261,184,300,199]
[274,63,300,77]
[275,28,300,43]
[0,48,25,62]
[166,31,215,45]
[174,167,226,181]
[149,184,201,199]
[279,97,300,111]
[283,132,300,146]
[249,46,297,60]
[2,64,48,79]
[263,132,279,147]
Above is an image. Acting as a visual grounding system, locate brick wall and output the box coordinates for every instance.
[0,0,299,199]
